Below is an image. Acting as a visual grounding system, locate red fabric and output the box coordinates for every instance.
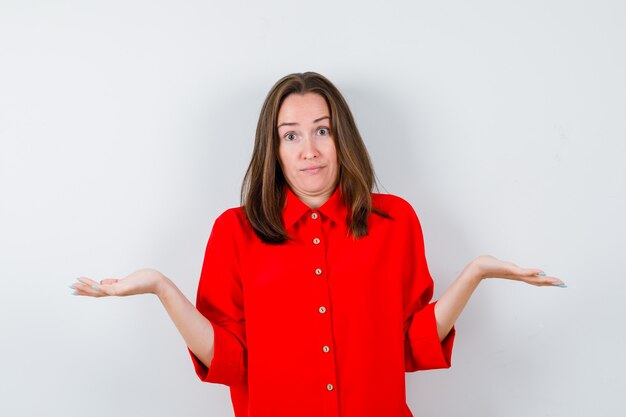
[190,188,454,417]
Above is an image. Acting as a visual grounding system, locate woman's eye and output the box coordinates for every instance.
[285,133,297,141]
[317,127,329,136]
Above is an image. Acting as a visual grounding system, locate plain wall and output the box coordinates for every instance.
[1,1,625,416]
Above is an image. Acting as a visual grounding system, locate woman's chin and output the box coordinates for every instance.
[291,183,335,197]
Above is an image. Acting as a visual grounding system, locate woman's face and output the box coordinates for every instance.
[277,93,338,206]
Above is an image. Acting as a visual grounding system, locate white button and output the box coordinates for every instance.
[315,268,323,276]
[319,306,327,314]
[311,212,319,220]
[313,238,320,245]
[326,383,334,391]
[322,345,330,353]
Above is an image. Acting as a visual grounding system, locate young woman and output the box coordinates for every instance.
[71,72,565,417]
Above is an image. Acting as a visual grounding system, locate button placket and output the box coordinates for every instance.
[307,210,337,399]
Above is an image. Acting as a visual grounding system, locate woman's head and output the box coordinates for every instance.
[242,72,376,243]
[276,92,338,208]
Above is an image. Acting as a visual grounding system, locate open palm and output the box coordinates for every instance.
[473,255,564,287]
[71,268,166,297]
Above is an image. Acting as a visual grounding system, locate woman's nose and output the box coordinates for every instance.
[302,136,319,159]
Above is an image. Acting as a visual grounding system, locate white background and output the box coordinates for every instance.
[1,1,625,416]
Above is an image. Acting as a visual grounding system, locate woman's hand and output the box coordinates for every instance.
[70,269,217,367]
[471,255,566,287]
[435,255,566,340]
[70,268,167,297]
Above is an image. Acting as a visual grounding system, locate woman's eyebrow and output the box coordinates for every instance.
[277,116,330,129]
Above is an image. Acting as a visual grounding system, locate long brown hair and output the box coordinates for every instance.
[241,72,381,244]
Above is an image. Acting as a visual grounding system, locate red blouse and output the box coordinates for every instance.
[190,188,454,417]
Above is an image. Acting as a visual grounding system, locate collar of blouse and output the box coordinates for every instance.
[282,186,348,230]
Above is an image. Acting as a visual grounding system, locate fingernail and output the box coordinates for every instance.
[558,284,568,288]
[538,272,546,276]
[69,285,77,290]
[71,292,78,296]
[91,285,100,291]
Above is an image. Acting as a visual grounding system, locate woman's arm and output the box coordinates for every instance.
[434,255,566,341]
[70,268,215,368]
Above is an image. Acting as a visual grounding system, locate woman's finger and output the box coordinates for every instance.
[521,272,567,288]
[528,268,545,276]
[71,277,106,297]
[544,275,567,287]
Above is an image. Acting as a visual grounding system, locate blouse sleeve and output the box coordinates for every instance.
[401,203,455,372]
[189,209,247,387]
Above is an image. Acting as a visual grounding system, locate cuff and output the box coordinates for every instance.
[405,301,455,371]
[188,322,246,386]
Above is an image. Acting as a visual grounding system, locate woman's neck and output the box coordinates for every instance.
[290,187,336,209]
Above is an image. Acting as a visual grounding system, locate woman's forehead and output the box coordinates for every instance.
[277,93,330,127]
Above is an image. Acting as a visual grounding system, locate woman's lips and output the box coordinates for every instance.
[301,166,324,174]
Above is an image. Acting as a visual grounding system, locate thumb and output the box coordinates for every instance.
[524,268,545,277]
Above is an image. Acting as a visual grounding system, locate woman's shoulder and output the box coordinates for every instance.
[372,193,416,215]
[214,206,248,228]
[205,206,262,245]
[371,193,425,235]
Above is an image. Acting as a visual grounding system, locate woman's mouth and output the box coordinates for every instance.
[301,166,324,174]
